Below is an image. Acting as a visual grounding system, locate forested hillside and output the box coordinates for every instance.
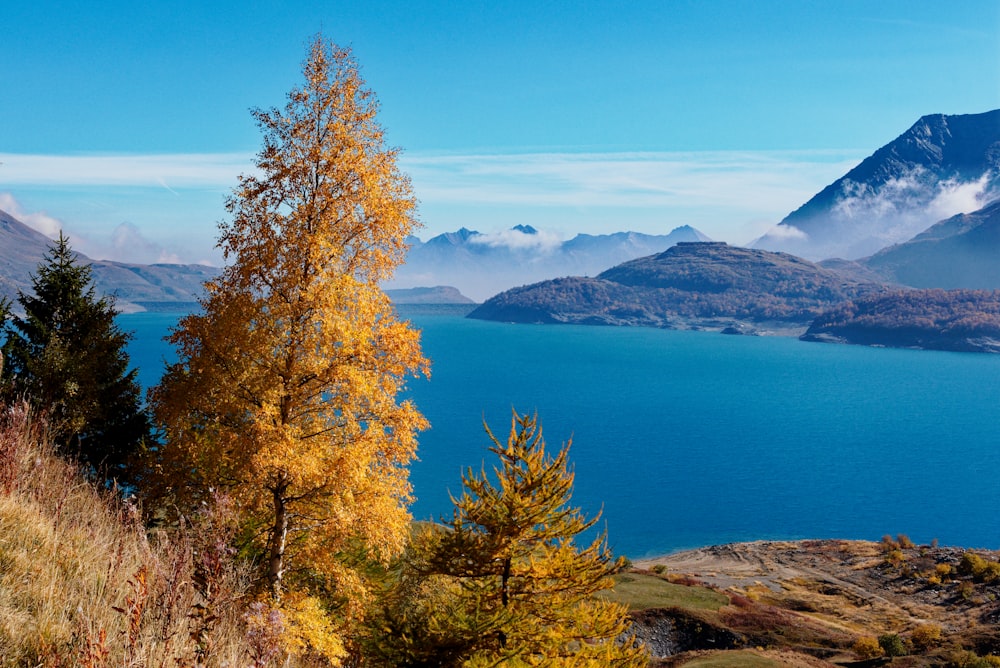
[802,289,1000,352]
[469,242,885,330]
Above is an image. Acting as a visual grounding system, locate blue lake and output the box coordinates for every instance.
[122,309,1000,558]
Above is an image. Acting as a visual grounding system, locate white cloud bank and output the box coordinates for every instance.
[467,227,564,252]
[0,192,194,265]
[756,167,997,259]
[0,193,64,238]
[831,169,994,226]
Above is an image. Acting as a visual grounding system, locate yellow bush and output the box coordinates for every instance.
[852,636,883,660]
[959,552,1000,583]
[910,623,942,651]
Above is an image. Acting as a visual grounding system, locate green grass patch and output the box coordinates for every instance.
[599,572,729,611]
[678,651,781,667]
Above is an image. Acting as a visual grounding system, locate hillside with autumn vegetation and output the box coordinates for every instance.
[468,242,886,331]
[802,289,1000,352]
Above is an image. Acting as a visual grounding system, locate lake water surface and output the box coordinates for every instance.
[122,310,1000,558]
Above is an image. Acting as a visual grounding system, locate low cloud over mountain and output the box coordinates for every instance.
[860,199,1000,289]
[389,224,711,302]
[754,110,1000,260]
[0,207,216,311]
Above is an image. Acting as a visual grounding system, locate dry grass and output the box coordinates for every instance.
[0,401,295,667]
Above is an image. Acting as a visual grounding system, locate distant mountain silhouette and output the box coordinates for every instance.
[0,208,218,312]
[861,200,1000,288]
[754,110,1000,260]
[0,208,480,311]
[390,225,712,301]
[469,242,884,329]
[384,286,474,304]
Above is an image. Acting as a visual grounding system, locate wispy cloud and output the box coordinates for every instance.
[104,221,184,264]
[402,150,863,205]
[0,149,867,254]
[400,149,864,239]
[0,193,204,266]
[1,150,860,214]
[0,152,253,187]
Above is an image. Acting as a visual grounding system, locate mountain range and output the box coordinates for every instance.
[754,110,1000,260]
[2,109,998,312]
[386,224,712,302]
[0,208,712,308]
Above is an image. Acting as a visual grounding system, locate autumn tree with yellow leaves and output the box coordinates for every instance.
[365,412,647,667]
[149,36,427,662]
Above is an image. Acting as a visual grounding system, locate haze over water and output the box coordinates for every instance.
[124,309,1000,558]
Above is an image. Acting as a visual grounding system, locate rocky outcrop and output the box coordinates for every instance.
[630,608,744,659]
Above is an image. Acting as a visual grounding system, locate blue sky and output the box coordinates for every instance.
[2,0,998,265]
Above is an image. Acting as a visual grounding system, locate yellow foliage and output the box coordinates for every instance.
[279,592,347,664]
[910,623,942,651]
[149,34,428,644]
[388,412,648,666]
[852,636,883,660]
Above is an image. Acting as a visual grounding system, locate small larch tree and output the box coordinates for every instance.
[1,232,149,481]
[149,36,428,661]
[367,412,647,666]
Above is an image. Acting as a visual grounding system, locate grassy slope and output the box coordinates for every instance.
[603,573,729,611]
[0,403,258,667]
[7,398,1000,667]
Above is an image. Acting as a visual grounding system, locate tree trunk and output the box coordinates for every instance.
[498,556,511,648]
[268,482,289,600]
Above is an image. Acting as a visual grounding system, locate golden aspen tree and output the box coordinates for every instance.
[368,412,647,666]
[149,36,428,661]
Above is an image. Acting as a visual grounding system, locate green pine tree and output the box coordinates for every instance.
[365,412,648,666]
[1,232,150,481]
